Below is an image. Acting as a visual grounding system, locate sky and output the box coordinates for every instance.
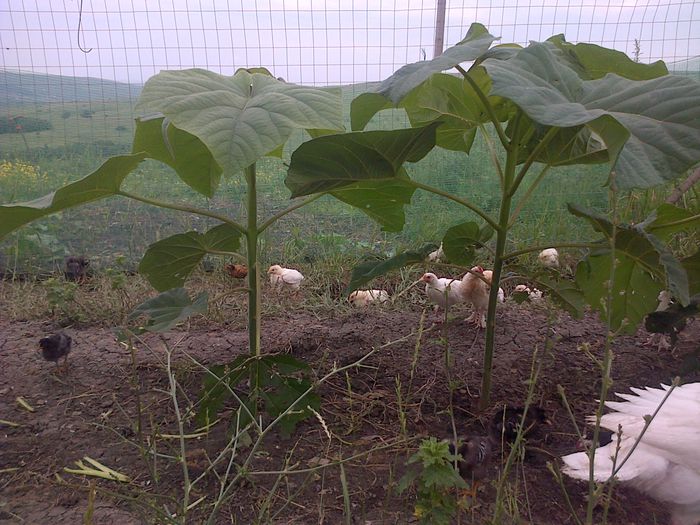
[0,0,698,85]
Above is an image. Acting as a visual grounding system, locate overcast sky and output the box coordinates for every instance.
[1,0,698,85]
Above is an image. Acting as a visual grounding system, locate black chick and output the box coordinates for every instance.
[644,294,699,347]
[39,332,72,371]
[64,256,89,282]
[490,405,549,443]
[449,436,493,499]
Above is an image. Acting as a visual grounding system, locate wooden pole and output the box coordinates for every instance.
[433,0,447,58]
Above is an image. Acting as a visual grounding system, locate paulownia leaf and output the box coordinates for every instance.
[483,43,700,189]
[329,177,416,232]
[350,23,496,130]
[532,276,585,318]
[442,221,493,265]
[196,355,319,437]
[129,287,208,332]
[570,203,689,331]
[135,69,343,174]
[345,244,438,296]
[641,204,700,241]
[139,224,242,291]
[133,115,222,198]
[285,123,439,197]
[0,154,146,239]
[547,35,668,80]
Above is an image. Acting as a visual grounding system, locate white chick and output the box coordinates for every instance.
[348,289,390,307]
[267,265,304,291]
[461,266,491,329]
[538,248,559,268]
[420,273,464,317]
[428,243,445,263]
[514,284,544,301]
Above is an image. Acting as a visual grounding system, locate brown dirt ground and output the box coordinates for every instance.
[1,300,698,524]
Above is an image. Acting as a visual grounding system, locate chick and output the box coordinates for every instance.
[64,256,89,282]
[224,263,248,279]
[39,332,72,372]
[427,243,445,263]
[514,284,544,302]
[538,248,559,268]
[449,436,493,499]
[490,405,549,443]
[420,272,464,320]
[348,289,390,307]
[267,265,304,291]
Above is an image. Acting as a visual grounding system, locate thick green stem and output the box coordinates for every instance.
[479,112,523,410]
[245,164,261,358]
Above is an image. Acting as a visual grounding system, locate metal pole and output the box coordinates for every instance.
[433,0,447,58]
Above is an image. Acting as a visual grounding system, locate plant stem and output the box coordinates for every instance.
[455,64,509,149]
[118,191,246,235]
[479,111,523,410]
[508,163,550,227]
[245,164,261,358]
[508,126,559,197]
[585,176,619,524]
[259,193,325,233]
[409,180,499,231]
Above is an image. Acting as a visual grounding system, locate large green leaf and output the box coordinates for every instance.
[133,115,222,198]
[129,287,208,332]
[135,68,343,174]
[139,224,242,291]
[350,92,394,131]
[641,204,700,241]
[441,221,493,265]
[330,177,416,232]
[0,154,146,239]
[196,354,319,437]
[350,23,496,130]
[570,204,689,330]
[376,23,495,105]
[285,123,440,197]
[547,36,668,80]
[483,43,700,189]
[345,244,437,296]
[401,73,485,153]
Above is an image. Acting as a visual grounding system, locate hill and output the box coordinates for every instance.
[0,69,141,107]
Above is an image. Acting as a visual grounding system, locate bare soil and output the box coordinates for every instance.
[1,302,698,524]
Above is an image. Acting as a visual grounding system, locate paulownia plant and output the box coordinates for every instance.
[0,67,444,432]
[284,24,700,407]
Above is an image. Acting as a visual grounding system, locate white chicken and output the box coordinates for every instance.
[538,248,559,268]
[428,243,445,263]
[561,382,700,525]
[348,289,390,307]
[267,265,304,291]
[461,266,502,329]
[514,284,544,301]
[420,273,464,317]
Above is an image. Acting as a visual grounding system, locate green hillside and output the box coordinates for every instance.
[0,69,141,107]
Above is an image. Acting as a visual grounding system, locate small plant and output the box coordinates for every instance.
[397,437,467,525]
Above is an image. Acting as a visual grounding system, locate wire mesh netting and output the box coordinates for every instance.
[1,1,699,272]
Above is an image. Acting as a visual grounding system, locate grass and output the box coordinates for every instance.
[1,88,697,275]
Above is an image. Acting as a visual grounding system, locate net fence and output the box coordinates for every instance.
[1,0,698,272]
